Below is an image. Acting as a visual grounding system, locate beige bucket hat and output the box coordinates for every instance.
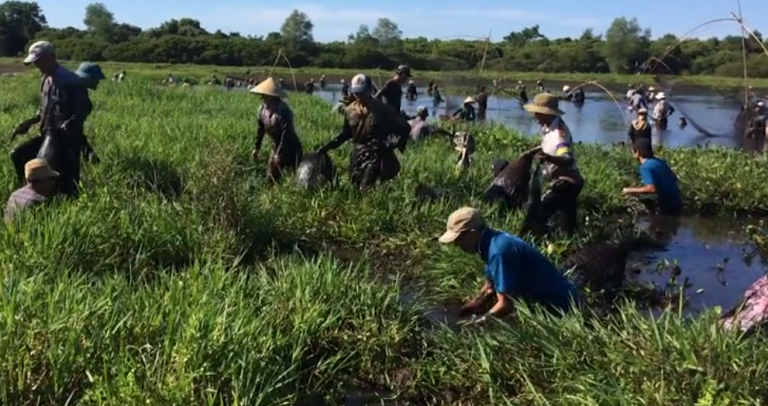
[250,77,287,98]
[523,93,565,116]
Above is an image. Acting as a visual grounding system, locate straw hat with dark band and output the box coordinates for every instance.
[523,93,565,116]
[249,77,287,98]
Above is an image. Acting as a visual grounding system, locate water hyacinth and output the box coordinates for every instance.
[0,73,767,404]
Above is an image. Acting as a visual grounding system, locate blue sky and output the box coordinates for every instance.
[36,0,766,42]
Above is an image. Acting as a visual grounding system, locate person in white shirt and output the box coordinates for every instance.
[523,93,584,235]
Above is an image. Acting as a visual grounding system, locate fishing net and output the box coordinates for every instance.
[635,7,768,137]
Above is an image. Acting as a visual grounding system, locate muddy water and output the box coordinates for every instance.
[315,86,756,151]
[629,216,765,316]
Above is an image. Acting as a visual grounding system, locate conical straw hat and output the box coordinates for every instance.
[463,97,476,104]
[250,77,287,98]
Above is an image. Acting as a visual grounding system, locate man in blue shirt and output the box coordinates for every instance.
[622,138,682,216]
[438,207,579,322]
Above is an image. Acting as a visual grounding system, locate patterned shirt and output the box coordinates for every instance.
[540,117,581,182]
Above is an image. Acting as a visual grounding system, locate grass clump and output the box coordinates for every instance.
[0,74,767,404]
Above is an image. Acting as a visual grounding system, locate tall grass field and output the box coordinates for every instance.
[0,73,767,405]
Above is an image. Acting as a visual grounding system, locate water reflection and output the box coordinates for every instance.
[630,216,767,315]
[313,86,749,150]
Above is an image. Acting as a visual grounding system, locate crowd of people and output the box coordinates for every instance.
[4,40,765,333]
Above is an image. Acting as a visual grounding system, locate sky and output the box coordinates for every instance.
[34,0,767,43]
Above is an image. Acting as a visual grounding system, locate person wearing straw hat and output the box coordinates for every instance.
[317,73,411,191]
[74,62,106,165]
[652,92,675,130]
[452,97,476,122]
[628,107,652,145]
[438,207,579,323]
[524,93,583,236]
[4,158,60,222]
[250,77,304,185]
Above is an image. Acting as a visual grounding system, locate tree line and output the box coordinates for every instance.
[1,1,767,77]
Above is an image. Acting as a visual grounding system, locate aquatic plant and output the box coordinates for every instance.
[0,75,767,404]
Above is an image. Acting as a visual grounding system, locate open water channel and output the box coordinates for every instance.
[311,86,767,323]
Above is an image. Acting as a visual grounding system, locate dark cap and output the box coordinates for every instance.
[396,65,412,77]
[632,138,654,157]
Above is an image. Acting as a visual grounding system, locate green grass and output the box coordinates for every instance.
[0,72,767,405]
[3,57,768,90]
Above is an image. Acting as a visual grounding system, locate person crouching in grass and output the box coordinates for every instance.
[622,138,682,216]
[438,207,579,324]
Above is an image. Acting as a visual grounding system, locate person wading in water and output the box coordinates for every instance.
[453,97,476,122]
[340,79,349,97]
[317,74,411,191]
[627,107,652,145]
[375,65,412,112]
[250,77,304,185]
[652,92,675,130]
[74,62,106,164]
[406,80,417,101]
[476,86,488,120]
[623,138,682,216]
[305,78,315,94]
[438,207,579,324]
[319,75,326,90]
[524,93,584,236]
[10,41,88,197]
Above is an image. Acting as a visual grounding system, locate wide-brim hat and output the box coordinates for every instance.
[250,77,287,98]
[463,97,476,104]
[637,107,648,114]
[655,92,666,100]
[523,93,565,116]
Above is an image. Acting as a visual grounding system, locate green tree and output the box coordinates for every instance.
[603,17,651,73]
[83,2,116,41]
[0,1,47,56]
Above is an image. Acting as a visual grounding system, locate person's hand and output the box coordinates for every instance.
[250,149,258,161]
[534,151,549,161]
[458,300,483,317]
[12,121,32,137]
[526,146,542,156]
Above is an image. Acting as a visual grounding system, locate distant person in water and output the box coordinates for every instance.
[340,79,349,97]
[678,117,687,129]
[476,86,488,119]
[439,207,579,323]
[305,78,315,94]
[623,138,682,216]
[319,75,326,90]
[406,80,417,101]
[453,97,476,122]
[432,86,443,106]
[747,101,766,138]
[627,108,652,145]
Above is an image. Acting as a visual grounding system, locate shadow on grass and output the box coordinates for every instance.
[120,155,184,199]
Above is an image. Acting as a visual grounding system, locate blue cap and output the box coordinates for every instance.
[75,62,106,81]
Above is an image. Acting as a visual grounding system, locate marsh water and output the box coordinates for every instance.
[314,85,760,151]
